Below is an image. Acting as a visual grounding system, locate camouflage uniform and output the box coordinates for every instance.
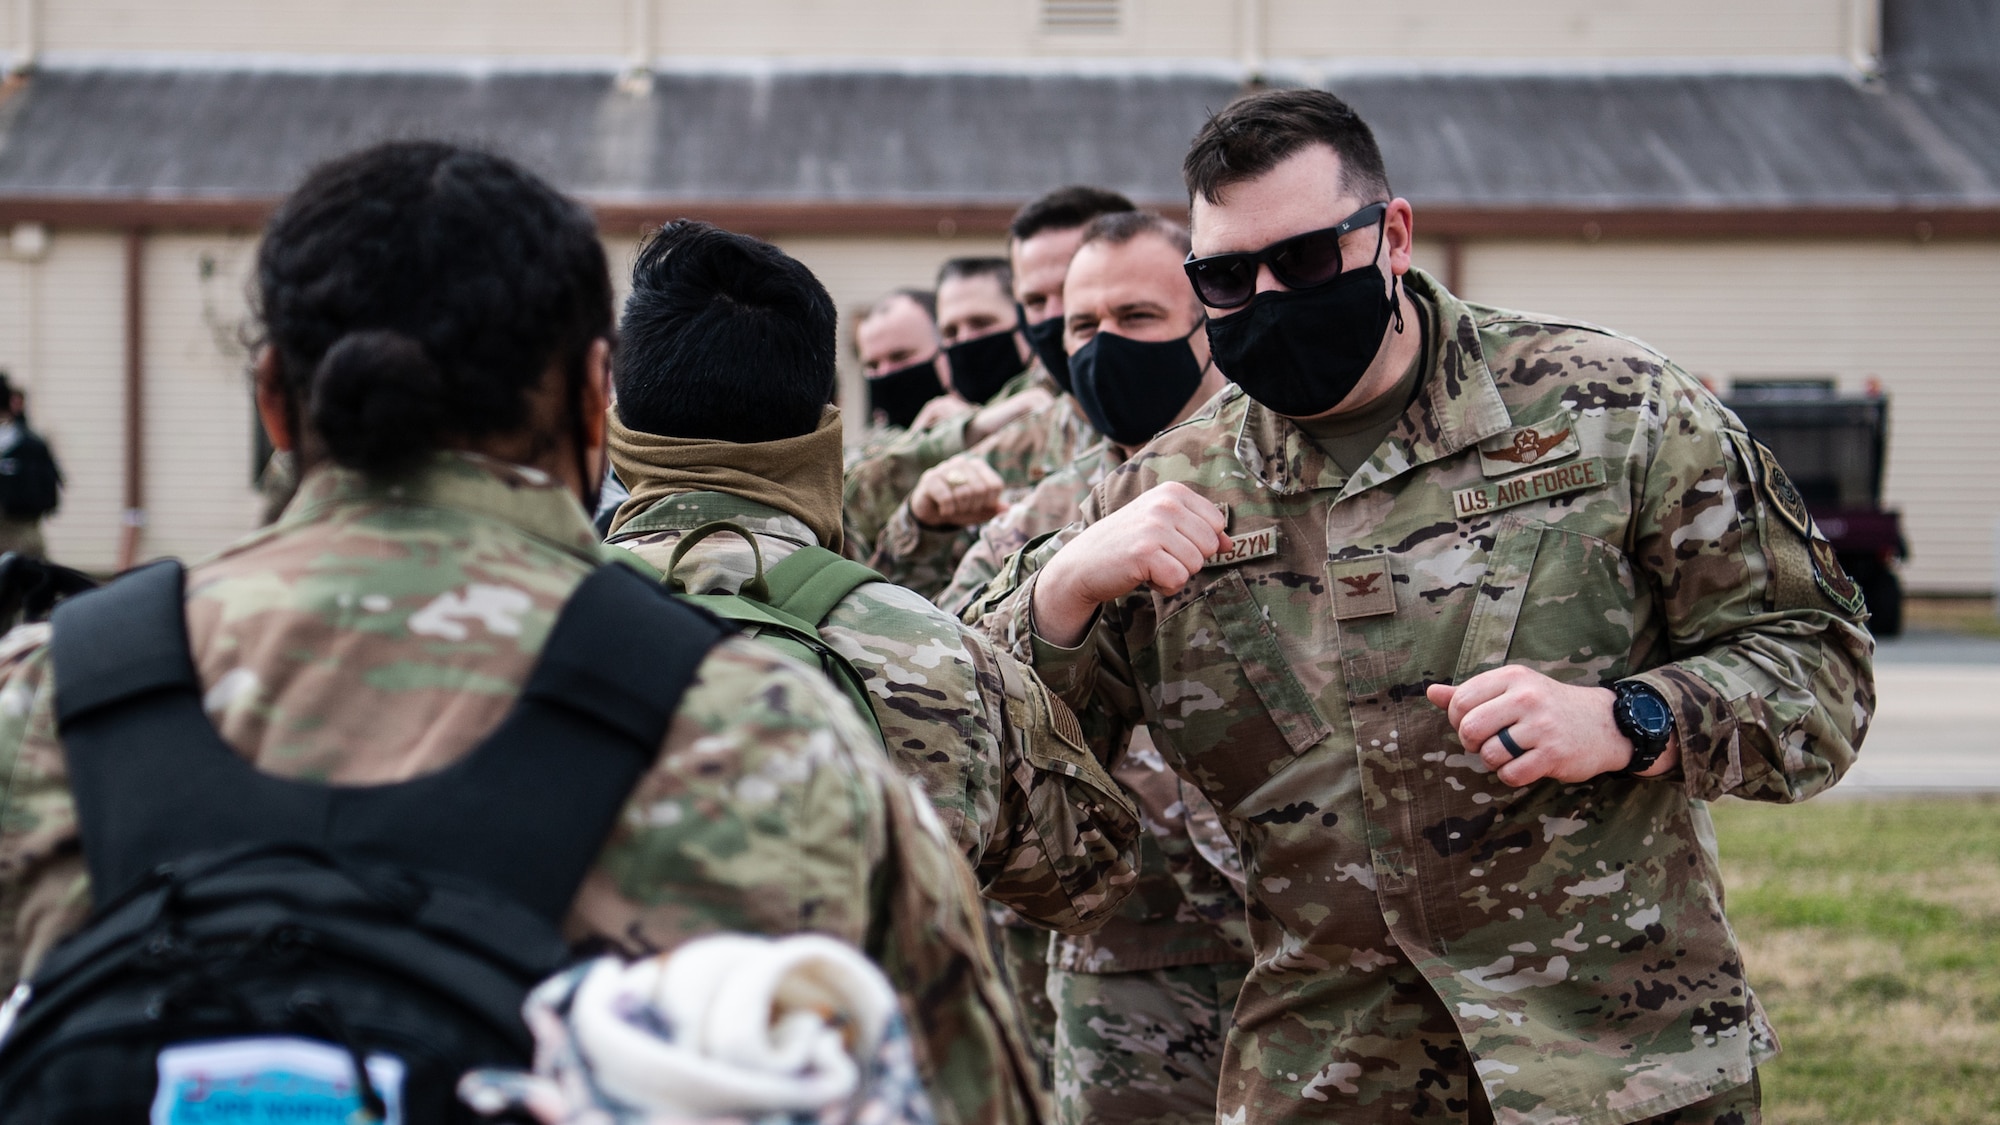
[867,397,1099,600]
[968,270,1874,1125]
[842,366,1051,562]
[0,454,1045,1125]
[610,489,1138,933]
[953,443,1256,1125]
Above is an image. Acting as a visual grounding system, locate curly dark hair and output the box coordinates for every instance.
[613,220,837,443]
[255,141,613,477]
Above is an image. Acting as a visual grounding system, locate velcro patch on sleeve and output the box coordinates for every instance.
[1453,458,1608,520]
[1808,537,1868,616]
[1750,441,1816,542]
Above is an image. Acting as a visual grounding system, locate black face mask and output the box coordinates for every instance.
[1205,262,1403,419]
[1019,307,1072,394]
[866,357,944,430]
[1068,322,1210,448]
[942,329,1026,405]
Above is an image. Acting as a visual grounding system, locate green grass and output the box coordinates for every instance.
[1712,796,2000,1125]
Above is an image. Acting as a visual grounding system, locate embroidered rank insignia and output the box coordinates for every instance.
[1205,524,1280,568]
[1453,458,1609,520]
[1478,422,1581,476]
[1328,553,1396,619]
[1807,537,1867,616]
[1751,441,1816,541]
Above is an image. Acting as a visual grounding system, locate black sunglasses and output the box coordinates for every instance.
[1182,202,1389,310]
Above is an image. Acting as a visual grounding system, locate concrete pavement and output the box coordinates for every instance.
[1838,630,2000,795]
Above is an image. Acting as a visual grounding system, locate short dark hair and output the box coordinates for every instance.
[256,141,612,477]
[1077,211,1192,257]
[1008,186,1138,244]
[613,220,836,443]
[1182,88,1391,207]
[936,256,1012,295]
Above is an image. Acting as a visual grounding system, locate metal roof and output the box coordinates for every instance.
[0,0,1993,219]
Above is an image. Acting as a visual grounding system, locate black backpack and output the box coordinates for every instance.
[0,559,726,1123]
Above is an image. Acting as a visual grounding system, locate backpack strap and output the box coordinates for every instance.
[651,524,885,745]
[50,561,728,921]
[49,559,190,726]
[761,545,885,633]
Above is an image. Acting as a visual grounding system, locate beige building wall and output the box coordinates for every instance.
[1456,238,2000,594]
[16,0,1867,64]
[7,229,1991,594]
[0,230,127,571]
[139,234,261,564]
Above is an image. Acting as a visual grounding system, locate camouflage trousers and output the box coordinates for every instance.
[1223,957,1761,1124]
[993,920,1057,1094]
[1050,960,1250,1125]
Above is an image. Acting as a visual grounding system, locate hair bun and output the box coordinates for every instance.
[309,329,448,476]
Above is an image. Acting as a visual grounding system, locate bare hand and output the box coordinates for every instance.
[966,387,1055,445]
[911,393,975,432]
[1031,482,1229,647]
[909,455,1007,529]
[1425,666,1678,786]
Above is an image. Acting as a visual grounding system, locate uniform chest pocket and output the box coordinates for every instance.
[1454,515,1638,684]
[1139,570,1332,811]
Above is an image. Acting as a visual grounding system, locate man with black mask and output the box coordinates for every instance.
[951,211,1249,1125]
[968,89,1871,1125]
[842,189,1134,578]
[851,288,949,448]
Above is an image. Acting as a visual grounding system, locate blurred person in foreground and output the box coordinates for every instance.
[0,373,61,558]
[960,210,1252,1125]
[600,218,1138,935]
[968,88,1873,1124]
[0,142,1044,1125]
[843,188,1133,571]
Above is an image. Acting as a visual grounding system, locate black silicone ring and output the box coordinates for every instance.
[1495,726,1527,758]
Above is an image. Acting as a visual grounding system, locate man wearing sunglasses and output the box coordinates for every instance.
[968,88,1872,1124]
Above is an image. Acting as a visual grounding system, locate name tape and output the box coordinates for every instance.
[1206,525,1280,568]
[1453,457,1608,519]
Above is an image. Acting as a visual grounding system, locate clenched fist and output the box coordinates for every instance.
[1425,666,1678,787]
[909,455,1007,529]
[1031,482,1229,647]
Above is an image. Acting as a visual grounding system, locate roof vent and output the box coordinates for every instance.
[1040,0,1122,35]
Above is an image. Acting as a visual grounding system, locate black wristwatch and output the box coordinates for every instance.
[1611,680,1676,776]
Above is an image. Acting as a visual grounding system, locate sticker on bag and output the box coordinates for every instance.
[151,1036,405,1125]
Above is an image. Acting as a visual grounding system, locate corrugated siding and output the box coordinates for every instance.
[41,1,630,56]
[1267,0,1853,59]
[0,232,128,571]
[26,0,1853,61]
[1458,239,2000,593]
[137,234,260,563]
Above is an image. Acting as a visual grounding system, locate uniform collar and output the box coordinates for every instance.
[281,451,604,561]
[614,490,820,548]
[1233,268,1513,498]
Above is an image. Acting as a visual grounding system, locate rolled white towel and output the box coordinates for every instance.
[561,934,898,1117]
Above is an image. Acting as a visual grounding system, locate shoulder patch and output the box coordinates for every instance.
[1751,441,1816,541]
[1808,537,1867,616]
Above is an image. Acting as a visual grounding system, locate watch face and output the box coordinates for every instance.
[1627,690,1673,736]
